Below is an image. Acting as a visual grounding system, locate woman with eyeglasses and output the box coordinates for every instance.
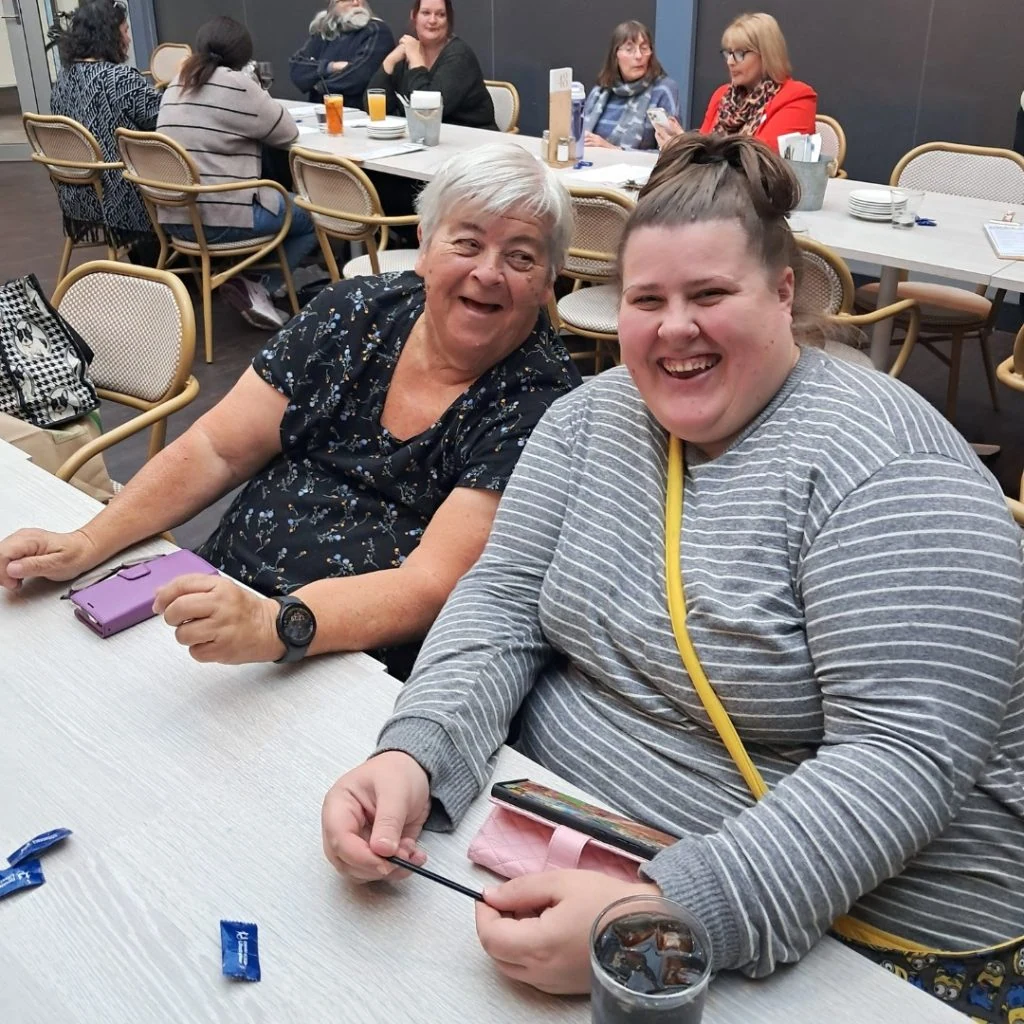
[655,12,815,155]
[584,20,679,151]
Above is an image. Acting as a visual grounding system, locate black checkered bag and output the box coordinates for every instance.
[0,274,98,428]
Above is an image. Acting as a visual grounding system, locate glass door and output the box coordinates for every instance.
[0,0,51,160]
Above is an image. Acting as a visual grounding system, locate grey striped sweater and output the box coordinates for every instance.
[156,67,298,228]
[377,347,1024,976]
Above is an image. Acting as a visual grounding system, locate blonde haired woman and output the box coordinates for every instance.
[656,12,816,154]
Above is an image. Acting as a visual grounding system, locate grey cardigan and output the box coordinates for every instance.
[155,66,298,228]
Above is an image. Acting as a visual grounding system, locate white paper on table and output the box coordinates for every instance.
[296,124,321,136]
[287,103,320,117]
[561,163,652,189]
[346,141,426,161]
[983,222,1024,259]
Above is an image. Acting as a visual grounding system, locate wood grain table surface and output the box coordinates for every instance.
[0,445,962,1023]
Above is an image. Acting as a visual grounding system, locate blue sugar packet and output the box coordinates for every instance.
[7,828,72,867]
[0,859,45,900]
[220,920,261,982]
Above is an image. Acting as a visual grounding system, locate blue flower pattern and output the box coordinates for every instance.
[198,272,580,598]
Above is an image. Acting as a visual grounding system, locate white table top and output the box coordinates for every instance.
[280,99,657,185]
[280,102,1021,296]
[796,177,1024,286]
[0,444,960,1023]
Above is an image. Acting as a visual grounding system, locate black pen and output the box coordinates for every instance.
[386,856,485,902]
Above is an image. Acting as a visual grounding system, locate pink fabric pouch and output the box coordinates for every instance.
[467,799,644,883]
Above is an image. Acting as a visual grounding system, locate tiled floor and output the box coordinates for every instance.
[2,157,1024,551]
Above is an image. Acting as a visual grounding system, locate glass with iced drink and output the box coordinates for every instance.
[324,95,344,135]
[590,895,712,1024]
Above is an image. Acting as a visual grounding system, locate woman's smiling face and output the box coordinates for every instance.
[617,219,798,458]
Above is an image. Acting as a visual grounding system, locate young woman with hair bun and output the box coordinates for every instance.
[322,133,1024,1022]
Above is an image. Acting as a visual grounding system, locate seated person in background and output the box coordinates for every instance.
[583,20,679,151]
[368,0,497,130]
[49,0,161,255]
[320,135,1024,1021]
[289,0,395,108]
[0,145,581,680]
[656,12,816,155]
[156,17,319,331]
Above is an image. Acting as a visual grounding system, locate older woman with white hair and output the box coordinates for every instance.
[0,144,580,679]
[289,0,395,107]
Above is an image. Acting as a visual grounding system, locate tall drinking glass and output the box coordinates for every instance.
[590,895,712,1024]
[367,88,387,122]
[324,95,344,136]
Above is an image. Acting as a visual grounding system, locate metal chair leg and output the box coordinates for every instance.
[318,228,340,282]
[56,237,73,285]
[944,329,964,422]
[278,246,299,314]
[201,252,214,364]
[147,419,168,461]
[979,330,1001,413]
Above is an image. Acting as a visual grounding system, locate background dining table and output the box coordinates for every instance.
[280,102,1024,370]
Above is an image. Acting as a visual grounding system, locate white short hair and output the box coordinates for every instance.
[414,143,573,279]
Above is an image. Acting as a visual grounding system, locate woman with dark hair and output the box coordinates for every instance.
[321,134,1024,1021]
[49,0,161,249]
[367,0,496,129]
[157,17,319,329]
[583,20,679,151]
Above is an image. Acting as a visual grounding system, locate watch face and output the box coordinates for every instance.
[280,603,316,647]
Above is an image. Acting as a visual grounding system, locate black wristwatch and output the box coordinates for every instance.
[272,595,317,663]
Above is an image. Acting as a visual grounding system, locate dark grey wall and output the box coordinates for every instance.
[153,0,657,137]
[690,1,1024,184]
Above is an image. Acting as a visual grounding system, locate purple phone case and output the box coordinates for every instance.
[70,550,219,638]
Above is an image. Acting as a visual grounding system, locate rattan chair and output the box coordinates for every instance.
[555,187,635,373]
[485,81,521,134]
[996,325,1024,525]
[22,113,124,286]
[148,43,192,88]
[116,128,299,364]
[289,146,420,280]
[50,260,199,479]
[815,115,847,178]
[855,142,1024,420]
[796,236,920,377]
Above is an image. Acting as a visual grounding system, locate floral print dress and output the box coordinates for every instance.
[198,271,580,668]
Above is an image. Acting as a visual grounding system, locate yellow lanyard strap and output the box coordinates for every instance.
[662,433,1022,956]
[664,434,768,800]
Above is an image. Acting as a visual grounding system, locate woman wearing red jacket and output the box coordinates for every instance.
[656,12,816,155]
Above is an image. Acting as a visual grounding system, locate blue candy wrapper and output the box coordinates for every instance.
[220,920,260,982]
[7,828,72,866]
[0,859,45,900]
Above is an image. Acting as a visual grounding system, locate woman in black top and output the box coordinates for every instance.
[368,0,496,129]
[0,144,576,678]
[48,0,160,248]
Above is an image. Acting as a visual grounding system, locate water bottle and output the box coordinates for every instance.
[571,81,586,161]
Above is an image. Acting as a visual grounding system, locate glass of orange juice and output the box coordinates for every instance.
[324,95,344,135]
[367,88,387,122]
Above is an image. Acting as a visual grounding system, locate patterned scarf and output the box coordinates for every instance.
[713,77,781,137]
[583,76,658,151]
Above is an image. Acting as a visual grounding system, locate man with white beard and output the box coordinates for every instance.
[289,0,395,107]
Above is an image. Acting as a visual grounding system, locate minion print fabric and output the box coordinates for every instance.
[840,936,1024,1022]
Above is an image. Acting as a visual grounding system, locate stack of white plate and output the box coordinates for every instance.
[366,116,406,140]
[847,188,897,221]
